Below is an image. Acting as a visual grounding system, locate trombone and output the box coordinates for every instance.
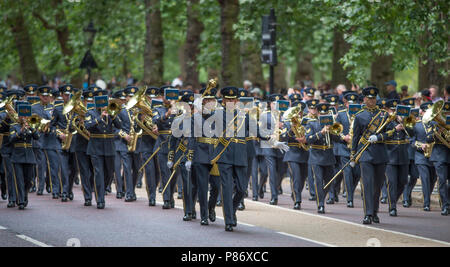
[324,111,396,190]
[422,100,450,148]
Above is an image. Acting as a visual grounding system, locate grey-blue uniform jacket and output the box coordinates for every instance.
[74,108,93,153]
[384,120,410,165]
[0,112,12,155]
[152,105,174,154]
[282,121,309,163]
[410,120,434,166]
[426,121,450,164]
[192,112,215,164]
[114,108,131,152]
[334,109,352,158]
[211,109,248,167]
[84,109,122,156]
[305,118,337,166]
[351,107,391,164]
[9,123,40,164]
[259,110,284,158]
[53,103,77,152]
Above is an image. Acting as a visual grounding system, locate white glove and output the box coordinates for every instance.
[349,161,356,168]
[368,135,378,143]
[167,161,173,169]
[274,141,289,153]
[185,161,192,171]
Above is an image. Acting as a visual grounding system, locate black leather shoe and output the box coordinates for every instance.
[7,201,15,208]
[326,198,335,204]
[68,192,74,201]
[342,192,347,198]
[36,190,43,196]
[74,178,79,185]
[403,200,409,208]
[294,202,301,210]
[373,214,380,223]
[363,215,372,224]
[441,207,449,216]
[424,206,430,211]
[334,196,339,202]
[201,219,209,226]
[347,201,354,208]
[216,200,222,207]
[61,193,68,202]
[125,195,133,202]
[29,186,36,193]
[52,193,59,199]
[269,198,278,205]
[24,199,28,207]
[46,185,51,194]
[209,208,216,222]
[191,212,197,220]
[97,202,105,209]
[252,196,258,201]
[237,202,245,211]
[105,188,111,194]
[177,194,182,199]
[170,199,175,208]
[225,224,233,232]
[183,213,192,221]
[232,214,237,227]
[389,208,397,217]
[149,199,156,206]
[18,204,25,210]
[84,200,92,206]
[380,197,387,204]
[158,187,162,193]
[309,195,316,201]
[1,193,7,200]
[136,182,142,189]
[116,192,123,199]
[162,201,170,209]
[317,206,325,214]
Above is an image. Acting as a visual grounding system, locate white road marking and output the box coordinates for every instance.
[0,225,7,230]
[277,231,336,247]
[249,199,450,246]
[16,234,53,247]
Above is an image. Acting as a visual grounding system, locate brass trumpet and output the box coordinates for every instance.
[63,90,87,117]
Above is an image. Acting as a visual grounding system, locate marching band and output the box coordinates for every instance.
[0,82,448,232]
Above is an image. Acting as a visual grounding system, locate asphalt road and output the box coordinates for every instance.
[0,179,449,247]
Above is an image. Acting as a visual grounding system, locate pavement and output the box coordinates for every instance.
[0,178,448,247]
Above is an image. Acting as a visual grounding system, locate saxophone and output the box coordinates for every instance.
[61,115,75,150]
[127,109,142,152]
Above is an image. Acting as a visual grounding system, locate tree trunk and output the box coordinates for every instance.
[144,0,164,86]
[7,4,40,84]
[241,40,264,86]
[331,29,351,90]
[183,0,204,89]
[218,0,241,86]
[370,54,394,97]
[418,56,449,93]
[294,52,313,87]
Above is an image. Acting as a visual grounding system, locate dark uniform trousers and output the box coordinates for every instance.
[403,160,419,203]
[33,148,46,192]
[385,164,408,210]
[341,156,360,202]
[218,163,247,225]
[90,155,115,204]
[43,149,62,195]
[265,156,283,200]
[329,155,343,201]
[142,151,158,201]
[311,164,334,207]
[76,151,93,201]
[12,163,34,205]
[114,151,126,194]
[2,155,15,203]
[287,162,308,203]
[194,163,220,220]
[60,149,78,196]
[417,164,436,207]
[360,163,386,216]
[307,165,316,198]
[251,155,267,198]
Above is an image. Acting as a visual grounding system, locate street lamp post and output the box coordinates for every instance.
[80,21,98,89]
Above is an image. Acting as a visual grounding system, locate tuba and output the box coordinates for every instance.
[282,106,308,150]
[422,100,450,148]
[127,87,158,139]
